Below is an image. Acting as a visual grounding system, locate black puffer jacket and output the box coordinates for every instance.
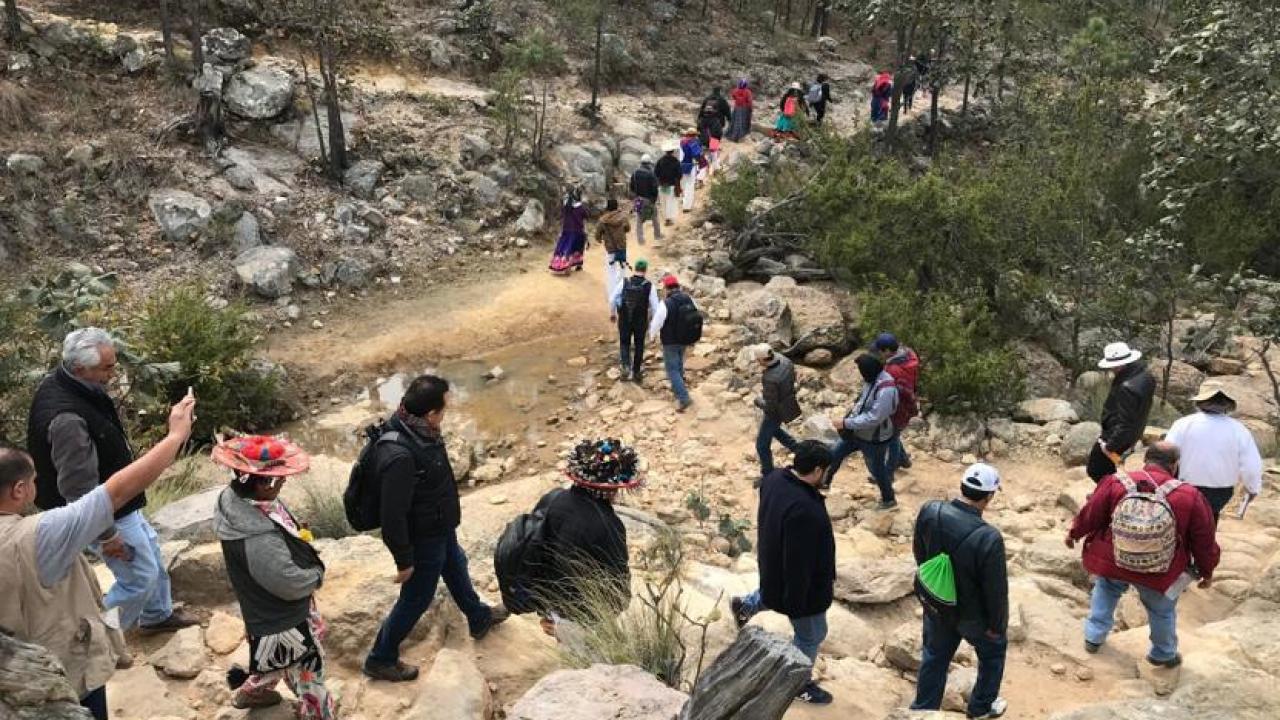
[1100,362,1156,455]
[375,415,462,570]
[913,499,1008,637]
[758,469,835,618]
[527,487,630,616]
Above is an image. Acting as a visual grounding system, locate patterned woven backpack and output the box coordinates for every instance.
[1110,470,1181,574]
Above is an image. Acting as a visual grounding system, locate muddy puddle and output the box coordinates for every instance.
[280,334,604,462]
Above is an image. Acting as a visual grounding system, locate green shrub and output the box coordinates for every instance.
[299,483,358,539]
[708,163,761,231]
[860,286,1024,417]
[128,284,287,443]
[0,297,49,446]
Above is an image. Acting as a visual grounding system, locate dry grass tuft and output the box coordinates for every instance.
[0,80,39,130]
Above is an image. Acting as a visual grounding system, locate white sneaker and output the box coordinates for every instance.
[969,698,1008,719]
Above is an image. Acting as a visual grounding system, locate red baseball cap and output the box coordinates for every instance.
[661,275,679,288]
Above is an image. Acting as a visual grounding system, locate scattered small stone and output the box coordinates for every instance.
[566,356,589,368]
[1050,663,1067,676]
[484,366,505,381]
[312,319,325,329]
[1075,666,1094,682]
[489,496,508,505]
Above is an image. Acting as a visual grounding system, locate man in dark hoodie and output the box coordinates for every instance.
[826,354,899,509]
[654,143,683,226]
[730,441,837,705]
[628,154,662,245]
[364,375,508,682]
[1088,342,1156,483]
[697,87,732,145]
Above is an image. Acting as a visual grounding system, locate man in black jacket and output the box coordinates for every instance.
[654,144,682,226]
[910,463,1009,720]
[656,274,696,411]
[610,260,662,383]
[364,375,508,682]
[750,344,801,481]
[730,441,836,705]
[628,155,661,245]
[1089,342,1156,483]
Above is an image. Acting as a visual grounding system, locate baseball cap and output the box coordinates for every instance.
[871,332,898,351]
[961,463,1001,492]
[661,274,679,288]
[634,259,649,271]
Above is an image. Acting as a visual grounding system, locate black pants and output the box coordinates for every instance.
[81,687,107,720]
[813,100,827,126]
[618,315,646,378]
[1086,443,1117,483]
[1196,486,1234,524]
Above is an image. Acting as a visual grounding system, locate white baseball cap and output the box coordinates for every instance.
[962,463,1001,492]
[1098,341,1142,369]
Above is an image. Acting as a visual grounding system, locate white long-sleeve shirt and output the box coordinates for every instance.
[1165,411,1264,494]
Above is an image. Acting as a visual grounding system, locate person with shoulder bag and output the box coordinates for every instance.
[825,354,899,509]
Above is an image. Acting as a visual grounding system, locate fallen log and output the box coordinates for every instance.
[0,630,93,719]
[680,626,811,720]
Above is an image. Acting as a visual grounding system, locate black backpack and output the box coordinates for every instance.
[494,489,566,614]
[621,278,651,320]
[674,296,703,345]
[343,423,407,532]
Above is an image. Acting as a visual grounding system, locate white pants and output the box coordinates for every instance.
[681,172,697,211]
[660,186,678,222]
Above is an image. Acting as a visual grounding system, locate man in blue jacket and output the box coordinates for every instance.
[826,354,899,509]
[729,441,836,705]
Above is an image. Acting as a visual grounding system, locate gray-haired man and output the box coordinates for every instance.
[26,328,197,634]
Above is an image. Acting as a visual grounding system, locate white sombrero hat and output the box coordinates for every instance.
[1097,342,1142,369]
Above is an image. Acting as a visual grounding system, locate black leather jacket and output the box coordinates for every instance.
[1100,362,1156,454]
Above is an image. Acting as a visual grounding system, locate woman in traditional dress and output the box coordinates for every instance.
[549,187,590,274]
[728,78,754,142]
[212,436,335,719]
[773,83,805,139]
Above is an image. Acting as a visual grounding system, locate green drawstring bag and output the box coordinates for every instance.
[916,552,958,606]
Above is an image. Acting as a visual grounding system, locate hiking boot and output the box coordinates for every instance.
[968,697,1008,719]
[362,660,419,683]
[137,608,199,635]
[795,682,833,705]
[471,605,511,640]
[899,456,913,469]
[1084,640,1102,654]
[877,500,899,511]
[676,398,692,413]
[1146,653,1182,668]
[232,689,283,709]
[730,596,752,629]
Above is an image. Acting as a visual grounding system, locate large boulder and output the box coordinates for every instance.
[550,144,608,196]
[106,665,193,719]
[1152,360,1206,407]
[149,487,222,543]
[1014,341,1070,397]
[508,664,687,720]
[460,133,493,165]
[343,159,384,199]
[736,289,793,348]
[926,415,986,456]
[515,199,545,234]
[168,544,233,606]
[765,281,848,354]
[834,558,916,604]
[1020,536,1088,586]
[148,189,212,242]
[1061,421,1102,466]
[234,211,261,251]
[233,245,298,299]
[1014,398,1079,424]
[224,65,294,119]
[271,107,361,161]
[883,621,923,671]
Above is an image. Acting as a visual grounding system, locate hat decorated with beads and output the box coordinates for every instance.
[211,435,311,477]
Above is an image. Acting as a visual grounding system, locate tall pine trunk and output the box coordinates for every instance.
[4,0,19,44]
[928,32,948,158]
[590,2,603,120]
[885,20,917,146]
[320,37,347,180]
[159,0,176,68]
[187,0,204,70]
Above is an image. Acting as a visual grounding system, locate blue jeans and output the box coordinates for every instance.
[911,614,1007,716]
[662,345,690,404]
[97,510,173,629]
[367,532,492,666]
[740,589,827,677]
[1085,577,1179,662]
[756,416,799,477]
[827,435,895,503]
[888,429,910,468]
[81,686,107,720]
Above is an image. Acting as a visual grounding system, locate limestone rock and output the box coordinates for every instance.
[1061,421,1102,466]
[202,27,250,63]
[169,544,234,606]
[1020,536,1087,586]
[5,152,45,176]
[224,65,294,119]
[515,199,545,234]
[927,415,986,455]
[943,666,977,712]
[150,487,222,543]
[1015,398,1079,424]
[737,289,793,348]
[406,648,492,719]
[766,283,847,354]
[550,144,608,196]
[205,611,243,655]
[1152,360,1205,406]
[0,631,87,718]
[106,665,193,719]
[150,626,208,679]
[884,622,922,671]
[149,189,212,242]
[234,211,261,252]
[1056,478,1096,515]
[344,159,384,199]
[834,558,916,604]
[460,133,493,165]
[468,172,502,205]
[233,245,298,299]
[509,664,687,720]
[271,107,361,161]
[1014,341,1070,397]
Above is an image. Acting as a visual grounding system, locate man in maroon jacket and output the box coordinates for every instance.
[1065,441,1219,668]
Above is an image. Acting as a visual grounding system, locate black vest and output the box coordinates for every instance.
[27,368,141,518]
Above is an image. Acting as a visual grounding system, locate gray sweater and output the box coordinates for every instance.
[757,356,802,423]
[842,370,899,443]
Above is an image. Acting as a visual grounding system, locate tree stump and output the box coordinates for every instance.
[0,630,93,719]
[680,626,811,720]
